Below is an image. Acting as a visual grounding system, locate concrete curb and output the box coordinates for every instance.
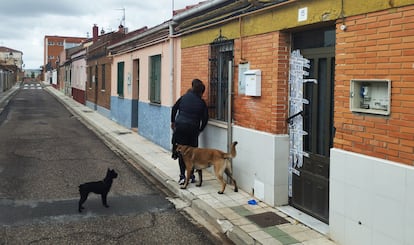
[0,83,20,114]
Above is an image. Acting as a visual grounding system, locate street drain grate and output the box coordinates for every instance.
[245,211,289,228]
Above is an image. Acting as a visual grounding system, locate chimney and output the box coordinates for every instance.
[93,24,98,41]
[118,24,125,33]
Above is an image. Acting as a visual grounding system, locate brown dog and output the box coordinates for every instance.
[176,141,238,194]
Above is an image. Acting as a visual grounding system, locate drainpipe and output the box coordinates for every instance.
[169,22,175,105]
[169,18,175,152]
[227,60,233,158]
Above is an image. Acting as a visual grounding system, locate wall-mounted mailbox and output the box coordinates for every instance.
[244,69,261,96]
[350,79,391,115]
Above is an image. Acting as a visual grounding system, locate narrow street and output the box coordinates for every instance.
[0,81,230,244]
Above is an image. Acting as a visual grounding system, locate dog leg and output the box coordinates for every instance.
[216,175,227,194]
[78,192,88,212]
[224,168,238,192]
[102,193,109,208]
[196,169,203,187]
[233,179,238,192]
[181,168,192,189]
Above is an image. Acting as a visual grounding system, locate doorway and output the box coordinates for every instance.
[289,27,335,223]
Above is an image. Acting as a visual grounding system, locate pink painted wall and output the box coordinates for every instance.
[111,38,181,107]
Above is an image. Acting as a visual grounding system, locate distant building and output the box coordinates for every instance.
[43,35,87,71]
[23,69,41,79]
[0,46,23,69]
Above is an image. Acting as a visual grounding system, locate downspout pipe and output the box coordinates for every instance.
[227,60,233,166]
[169,22,175,105]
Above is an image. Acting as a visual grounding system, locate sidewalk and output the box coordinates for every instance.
[41,84,337,245]
[0,82,20,115]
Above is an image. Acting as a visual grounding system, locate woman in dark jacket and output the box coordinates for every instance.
[171,79,209,184]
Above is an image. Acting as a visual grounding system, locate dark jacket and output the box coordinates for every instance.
[171,91,208,132]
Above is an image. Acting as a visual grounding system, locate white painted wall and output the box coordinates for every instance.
[329,148,414,245]
[71,51,86,91]
[200,123,289,207]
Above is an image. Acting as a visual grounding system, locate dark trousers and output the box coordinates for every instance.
[172,123,199,177]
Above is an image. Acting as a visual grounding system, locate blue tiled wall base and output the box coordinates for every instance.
[86,101,111,119]
[138,102,171,150]
[110,96,138,128]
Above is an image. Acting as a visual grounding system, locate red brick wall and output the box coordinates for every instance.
[86,58,112,110]
[181,44,209,98]
[233,32,290,134]
[72,87,85,105]
[181,33,290,134]
[44,36,86,69]
[335,5,414,165]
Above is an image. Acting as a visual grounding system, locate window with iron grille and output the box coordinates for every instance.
[209,38,233,122]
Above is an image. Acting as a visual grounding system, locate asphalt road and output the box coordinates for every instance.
[0,82,231,244]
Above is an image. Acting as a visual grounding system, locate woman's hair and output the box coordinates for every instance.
[192,79,205,97]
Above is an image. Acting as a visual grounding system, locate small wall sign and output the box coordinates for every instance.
[298,7,308,22]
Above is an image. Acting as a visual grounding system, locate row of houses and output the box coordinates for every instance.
[0,46,23,92]
[47,1,414,245]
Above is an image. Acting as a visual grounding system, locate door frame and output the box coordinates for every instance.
[289,45,335,224]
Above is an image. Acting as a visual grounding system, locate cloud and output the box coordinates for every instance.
[0,0,198,69]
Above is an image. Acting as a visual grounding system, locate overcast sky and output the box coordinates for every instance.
[0,0,202,69]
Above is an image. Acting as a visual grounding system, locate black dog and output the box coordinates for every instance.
[78,168,118,212]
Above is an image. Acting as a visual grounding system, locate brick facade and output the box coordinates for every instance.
[233,32,290,134]
[181,44,209,98]
[181,32,290,135]
[86,59,112,110]
[334,5,414,165]
[44,36,86,70]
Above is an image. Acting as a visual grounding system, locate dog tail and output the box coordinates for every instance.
[224,141,238,159]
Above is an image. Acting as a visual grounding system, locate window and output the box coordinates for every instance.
[209,39,234,121]
[117,62,124,97]
[149,55,161,103]
[48,41,54,45]
[88,67,93,88]
[293,27,335,49]
[101,64,106,90]
[95,65,98,88]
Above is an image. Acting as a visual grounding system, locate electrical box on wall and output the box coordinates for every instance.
[244,69,261,96]
[350,79,391,115]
